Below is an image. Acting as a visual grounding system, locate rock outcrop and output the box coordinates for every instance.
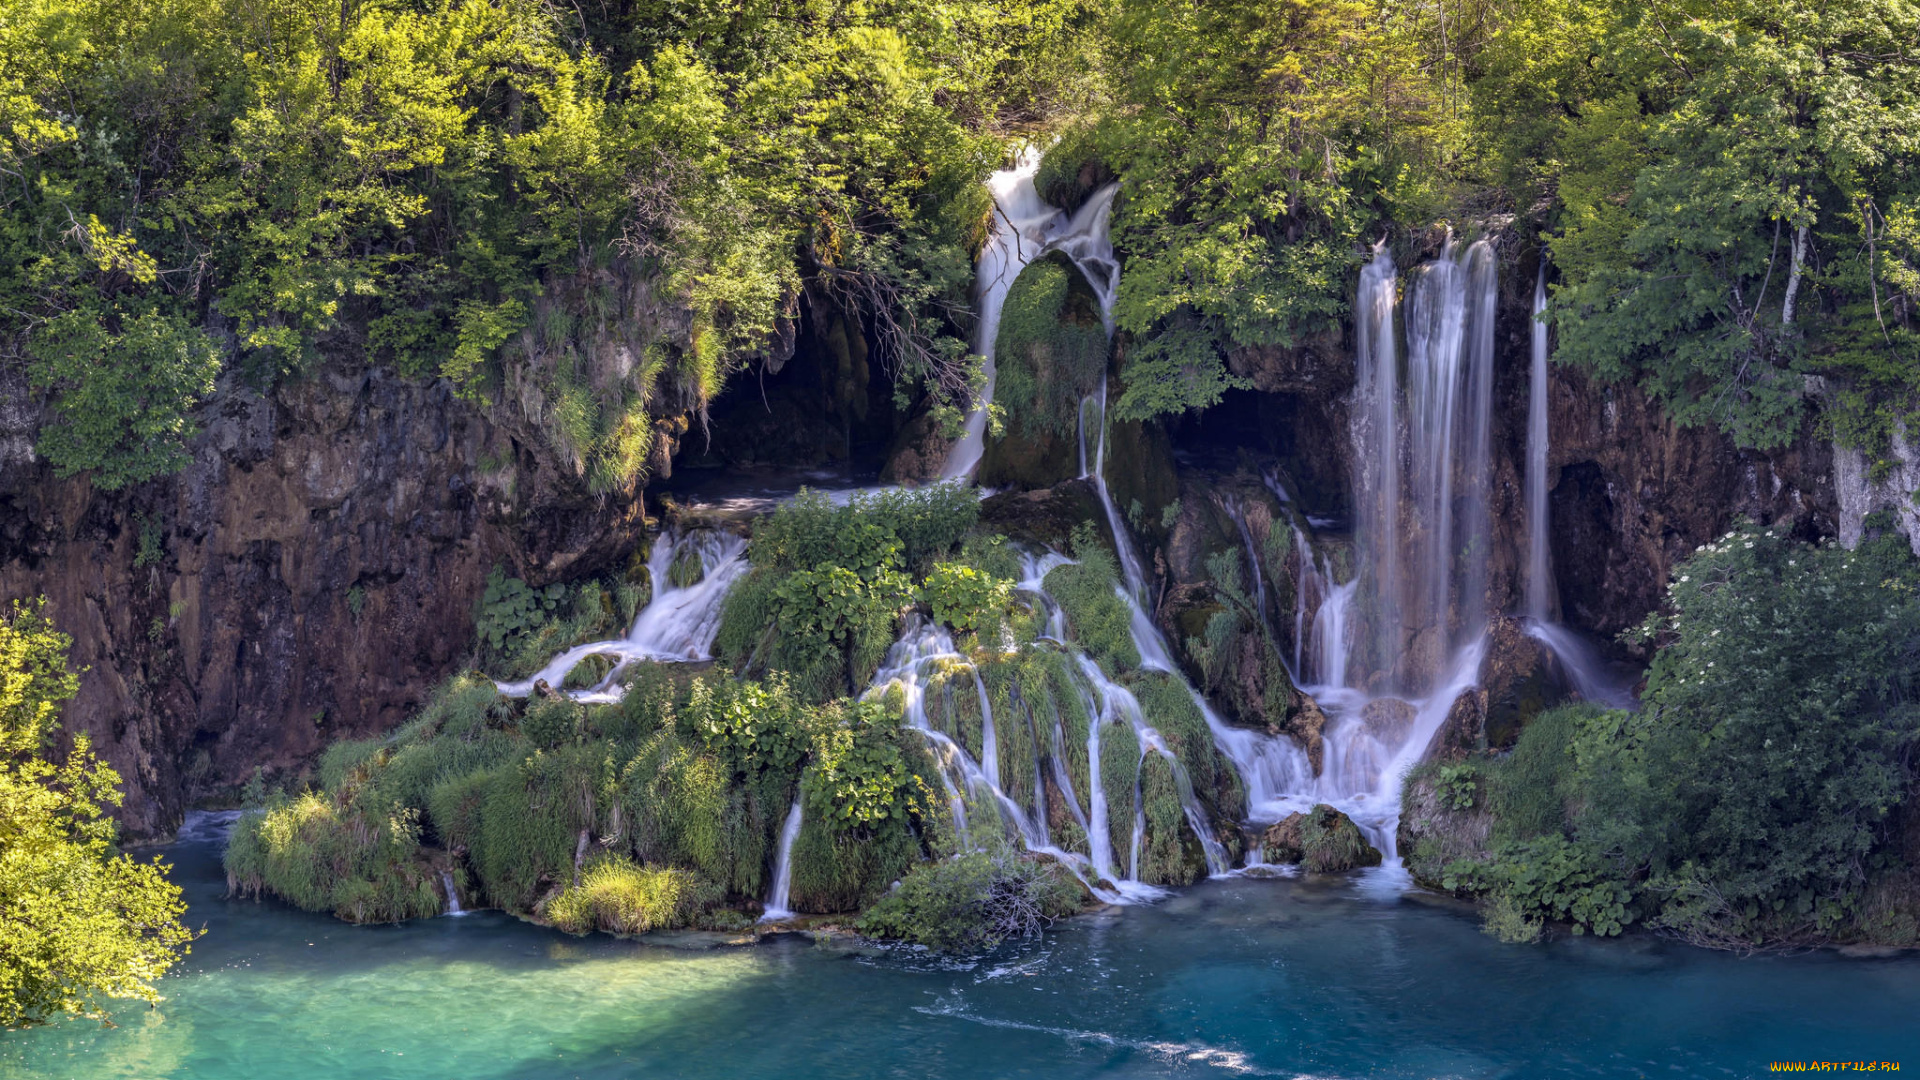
[0,361,652,837]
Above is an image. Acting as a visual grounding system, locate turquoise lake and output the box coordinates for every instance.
[5,819,1917,1079]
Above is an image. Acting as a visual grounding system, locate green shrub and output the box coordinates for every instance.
[225,793,442,924]
[544,856,700,935]
[859,848,1080,952]
[1443,836,1634,939]
[923,562,1014,634]
[1435,762,1480,812]
[522,695,585,750]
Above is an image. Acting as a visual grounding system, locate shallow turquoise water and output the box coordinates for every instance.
[5,826,1918,1079]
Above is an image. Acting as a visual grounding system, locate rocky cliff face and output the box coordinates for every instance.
[0,360,650,838]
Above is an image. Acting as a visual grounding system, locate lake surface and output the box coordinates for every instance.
[5,815,1917,1079]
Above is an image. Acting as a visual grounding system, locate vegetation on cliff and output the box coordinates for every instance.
[0,600,194,1027]
[0,0,1088,490]
[1405,527,1920,947]
[7,0,1914,495]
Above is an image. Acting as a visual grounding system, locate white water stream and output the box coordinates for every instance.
[495,531,748,703]
[943,150,1120,480]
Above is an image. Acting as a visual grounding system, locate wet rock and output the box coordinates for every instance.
[1432,688,1488,760]
[1476,615,1565,749]
[880,408,955,484]
[1397,766,1492,890]
[1283,694,1328,776]
[1261,804,1383,872]
[978,479,1103,552]
[0,358,656,838]
[1360,698,1416,744]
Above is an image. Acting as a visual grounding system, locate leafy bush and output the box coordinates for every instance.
[477,570,568,655]
[1448,529,1920,947]
[1435,762,1479,812]
[804,699,925,830]
[1444,836,1635,942]
[922,562,1014,634]
[521,696,584,751]
[860,848,1080,952]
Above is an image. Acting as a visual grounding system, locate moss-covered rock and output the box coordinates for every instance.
[1261,804,1383,872]
[979,479,1103,551]
[980,253,1109,490]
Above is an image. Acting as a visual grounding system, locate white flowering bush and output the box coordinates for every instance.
[1598,524,1920,945]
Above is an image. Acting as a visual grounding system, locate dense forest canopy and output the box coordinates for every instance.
[2,0,1917,475]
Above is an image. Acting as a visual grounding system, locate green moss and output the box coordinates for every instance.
[1039,649,1093,809]
[1044,538,1139,672]
[1137,753,1202,887]
[1127,669,1242,820]
[1099,721,1140,869]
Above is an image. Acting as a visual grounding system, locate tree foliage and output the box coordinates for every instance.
[1474,0,1920,449]
[0,599,194,1027]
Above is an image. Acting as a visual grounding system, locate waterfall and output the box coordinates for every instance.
[864,618,1168,902]
[1267,235,1502,857]
[495,530,749,703]
[943,149,1120,480]
[1525,264,1554,622]
[440,870,466,917]
[1350,245,1403,688]
[760,799,804,922]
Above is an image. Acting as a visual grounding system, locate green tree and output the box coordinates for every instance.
[1087,0,1453,419]
[0,599,195,1027]
[1476,0,1920,449]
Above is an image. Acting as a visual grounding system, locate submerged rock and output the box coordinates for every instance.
[1261,804,1383,872]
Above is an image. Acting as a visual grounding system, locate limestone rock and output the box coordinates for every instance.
[1261,804,1383,872]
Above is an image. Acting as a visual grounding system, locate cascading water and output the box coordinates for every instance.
[1516,260,1639,709]
[1277,236,1503,858]
[440,870,465,917]
[1526,263,1554,623]
[760,799,804,922]
[496,531,749,703]
[942,149,1120,480]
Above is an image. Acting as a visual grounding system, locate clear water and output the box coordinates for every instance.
[7,828,1918,1079]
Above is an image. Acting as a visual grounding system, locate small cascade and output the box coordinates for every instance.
[1077,387,1312,857]
[1516,261,1640,709]
[1526,263,1555,622]
[944,148,1120,480]
[440,870,466,917]
[1526,622,1637,710]
[1226,497,1269,630]
[760,798,804,922]
[496,531,749,702]
[869,617,1169,902]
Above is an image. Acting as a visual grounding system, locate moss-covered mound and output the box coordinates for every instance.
[980,253,1110,490]
[1261,804,1382,872]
